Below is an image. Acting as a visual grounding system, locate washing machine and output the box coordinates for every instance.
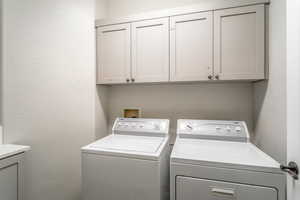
[82,118,170,200]
[171,119,285,200]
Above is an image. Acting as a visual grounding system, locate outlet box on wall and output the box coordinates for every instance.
[123,108,141,118]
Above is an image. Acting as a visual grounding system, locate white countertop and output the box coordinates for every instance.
[0,144,30,160]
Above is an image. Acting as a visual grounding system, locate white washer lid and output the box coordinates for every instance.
[171,138,282,174]
[82,134,168,160]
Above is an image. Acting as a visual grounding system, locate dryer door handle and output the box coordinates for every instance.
[211,187,235,196]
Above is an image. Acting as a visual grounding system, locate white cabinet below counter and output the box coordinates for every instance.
[0,145,30,200]
[96,4,266,85]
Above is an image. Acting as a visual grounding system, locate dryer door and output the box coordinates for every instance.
[176,176,277,200]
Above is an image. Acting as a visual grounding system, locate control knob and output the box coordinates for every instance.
[186,125,193,130]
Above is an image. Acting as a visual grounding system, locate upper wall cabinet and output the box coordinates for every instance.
[214,5,265,80]
[96,3,266,84]
[170,12,213,81]
[132,18,169,83]
[97,24,131,84]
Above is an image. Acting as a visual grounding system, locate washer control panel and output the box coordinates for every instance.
[113,118,169,136]
[177,120,249,142]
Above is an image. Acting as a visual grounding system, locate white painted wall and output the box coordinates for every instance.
[108,83,253,142]
[253,1,287,163]
[2,1,96,200]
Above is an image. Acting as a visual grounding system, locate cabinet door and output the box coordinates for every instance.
[0,164,18,200]
[132,18,169,83]
[97,24,131,84]
[214,5,265,80]
[170,12,213,81]
[177,176,277,200]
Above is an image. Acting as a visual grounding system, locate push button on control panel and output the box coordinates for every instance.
[154,124,160,130]
[235,126,242,133]
[226,126,231,132]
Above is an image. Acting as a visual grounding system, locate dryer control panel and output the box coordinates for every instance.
[113,118,169,136]
[177,120,249,142]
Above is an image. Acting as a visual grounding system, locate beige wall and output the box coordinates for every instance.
[95,0,255,143]
[107,83,254,143]
[0,0,3,143]
[96,0,107,19]
[0,0,286,200]
[96,0,287,163]
[95,86,109,139]
[95,0,109,140]
[253,1,287,163]
[105,0,210,17]
[2,0,96,200]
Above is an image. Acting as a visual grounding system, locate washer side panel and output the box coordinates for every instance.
[82,153,161,200]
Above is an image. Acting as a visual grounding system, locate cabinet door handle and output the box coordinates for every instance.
[208,75,213,80]
[126,78,130,83]
[211,188,235,196]
[215,75,220,80]
[131,78,135,82]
